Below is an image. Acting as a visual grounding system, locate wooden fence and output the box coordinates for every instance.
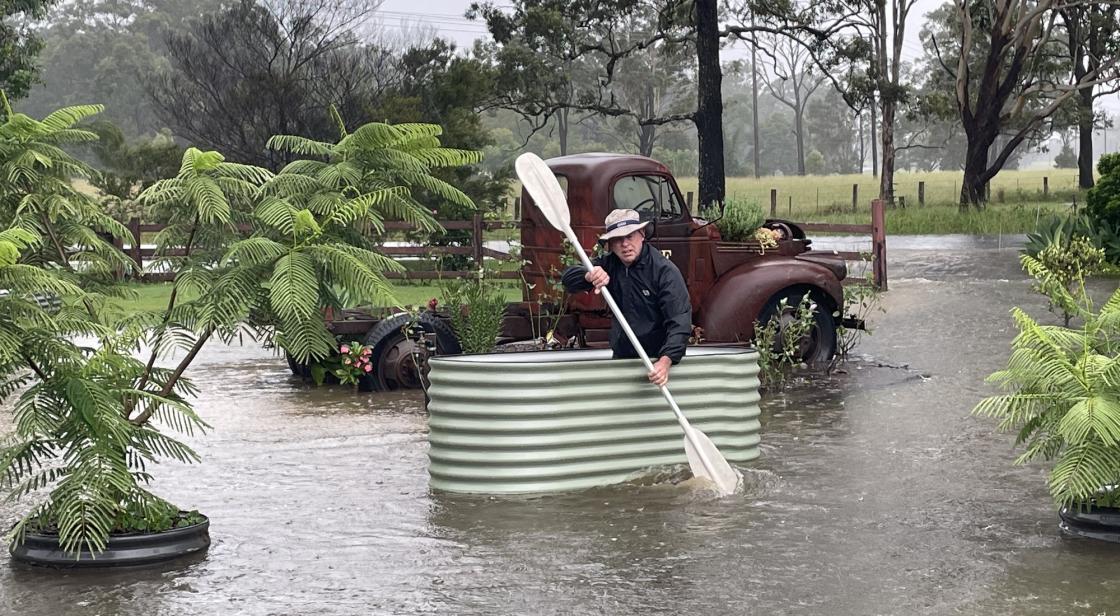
[116,201,887,290]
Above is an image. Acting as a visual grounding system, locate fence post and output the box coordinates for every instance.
[128,217,142,278]
[898,196,906,209]
[851,184,858,212]
[1043,176,1049,197]
[513,197,521,220]
[472,211,484,268]
[686,191,694,210]
[871,199,887,291]
[770,189,777,217]
[918,181,925,206]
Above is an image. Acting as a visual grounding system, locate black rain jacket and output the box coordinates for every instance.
[561,243,692,363]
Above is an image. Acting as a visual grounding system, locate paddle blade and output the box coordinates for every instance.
[515,152,570,231]
[683,427,742,496]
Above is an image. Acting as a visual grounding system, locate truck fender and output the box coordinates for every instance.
[697,257,844,343]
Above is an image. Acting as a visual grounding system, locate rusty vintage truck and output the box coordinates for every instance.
[291,153,863,391]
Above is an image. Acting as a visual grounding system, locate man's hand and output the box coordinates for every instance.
[584,266,609,294]
[648,356,672,386]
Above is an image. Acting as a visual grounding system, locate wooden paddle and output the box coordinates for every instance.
[514,152,741,496]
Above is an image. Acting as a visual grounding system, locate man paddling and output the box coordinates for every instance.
[561,209,692,386]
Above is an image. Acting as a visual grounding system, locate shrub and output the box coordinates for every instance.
[1086,152,1120,234]
[717,198,766,242]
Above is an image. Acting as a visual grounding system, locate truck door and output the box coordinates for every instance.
[609,174,692,278]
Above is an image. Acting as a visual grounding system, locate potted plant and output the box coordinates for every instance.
[0,99,479,566]
[974,234,1120,541]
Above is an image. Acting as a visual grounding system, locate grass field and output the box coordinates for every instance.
[109,281,525,316]
[500,168,1086,235]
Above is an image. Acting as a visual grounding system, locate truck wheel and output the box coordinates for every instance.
[757,290,837,364]
[360,313,462,392]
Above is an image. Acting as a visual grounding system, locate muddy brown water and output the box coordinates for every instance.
[3,236,1120,615]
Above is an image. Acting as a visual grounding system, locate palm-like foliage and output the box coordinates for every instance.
[0,97,134,299]
[256,118,481,360]
[974,280,1120,507]
[2,104,483,557]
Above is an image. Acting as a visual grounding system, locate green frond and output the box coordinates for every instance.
[254,196,298,236]
[1057,396,1120,446]
[213,162,273,185]
[39,105,105,130]
[408,147,484,168]
[269,252,319,322]
[266,134,335,157]
[398,170,477,208]
[1049,441,1120,506]
[260,173,327,198]
[43,128,100,145]
[338,122,404,151]
[223,237,287,267]
[185,176,232,224]
[277,159,328,176]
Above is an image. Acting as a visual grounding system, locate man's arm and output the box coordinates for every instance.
[655,261,692,366]
[560,256,604,294]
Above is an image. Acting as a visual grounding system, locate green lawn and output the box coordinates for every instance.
[109,281,524,315]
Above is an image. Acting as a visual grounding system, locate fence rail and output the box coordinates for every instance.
[115,202,887,289]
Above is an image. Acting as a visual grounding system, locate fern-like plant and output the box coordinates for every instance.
[974,257,1120,508]
[1,100,482,558]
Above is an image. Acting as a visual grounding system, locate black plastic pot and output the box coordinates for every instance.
[1059,505,1120,543]
[8,517,210,568]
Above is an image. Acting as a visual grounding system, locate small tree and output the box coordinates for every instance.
[0,101,479,557]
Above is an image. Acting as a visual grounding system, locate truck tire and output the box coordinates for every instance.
[360,312,462,392]
[757,289,837,364]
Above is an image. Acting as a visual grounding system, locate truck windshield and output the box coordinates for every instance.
[611,175,683,220]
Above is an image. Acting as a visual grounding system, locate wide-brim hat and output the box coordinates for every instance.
[599,209,650,242]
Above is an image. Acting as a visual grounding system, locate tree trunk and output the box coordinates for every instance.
[750,13,761,179]
[959,139,992,211]
[638,124,657,157]
[858,110,865,172]
[794,103,806,175]
[1077,87,1095,188]
[870,101,879,177]
[558,108,569,156]
[695,0,725,207]
[880,100,895,202]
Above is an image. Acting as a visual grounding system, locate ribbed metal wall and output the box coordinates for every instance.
[427,347,761,494]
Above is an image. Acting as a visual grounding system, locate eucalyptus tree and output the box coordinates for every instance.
[1058,4,1120,189]
[759,33,826,176]
[923,0,1120,209]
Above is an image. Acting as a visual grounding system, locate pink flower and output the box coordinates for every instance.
[343,357,351,365]
[340,345,351,354]
[427,298,439,311]
[363,364,373,372]
[361,347,372,356]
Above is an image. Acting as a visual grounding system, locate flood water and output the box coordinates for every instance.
[3,235,1120,615]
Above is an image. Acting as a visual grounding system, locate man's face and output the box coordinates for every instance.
[608,229,645,265]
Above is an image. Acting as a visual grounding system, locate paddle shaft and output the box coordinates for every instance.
[561,226,721,478]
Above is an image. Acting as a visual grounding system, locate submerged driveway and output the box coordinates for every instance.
[2,236,1118,615]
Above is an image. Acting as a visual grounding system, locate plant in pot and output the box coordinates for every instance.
[973,238,1120,541]
[0,101,479,565]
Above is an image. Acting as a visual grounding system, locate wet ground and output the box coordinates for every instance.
[2,235,1119,615]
